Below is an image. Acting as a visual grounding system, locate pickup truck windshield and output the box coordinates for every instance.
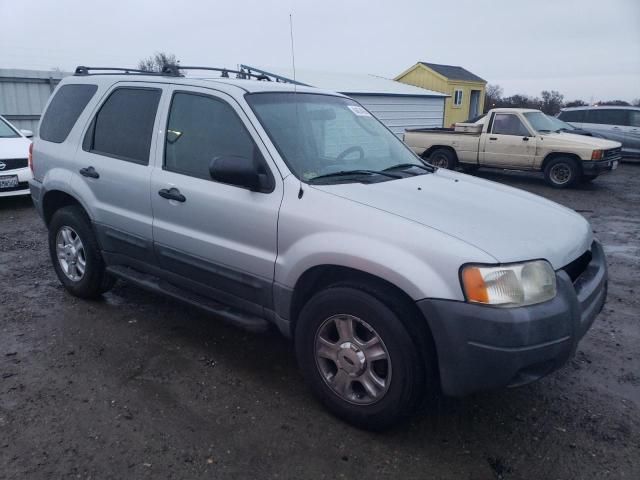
[0,117,20,138]
[523,112,561,133]
[246,93,425,183]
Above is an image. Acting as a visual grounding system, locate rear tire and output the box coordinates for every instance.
[426,148,457,170]
[48,206,115,298]
[544,157,580,188]
[295,285,433,430]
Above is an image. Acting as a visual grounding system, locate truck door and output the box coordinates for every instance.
[481,113,536,168]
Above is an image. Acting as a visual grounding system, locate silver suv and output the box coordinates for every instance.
[558,106,640,158]
[30,66,608,430]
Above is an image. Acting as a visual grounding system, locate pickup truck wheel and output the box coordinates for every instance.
[426,148,456,170]
[48,206,115,298]
[295,286,427,430]
[544,157,580,188]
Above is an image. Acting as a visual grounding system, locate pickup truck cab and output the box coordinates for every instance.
[30,68,607,430]
[404,108,622,188]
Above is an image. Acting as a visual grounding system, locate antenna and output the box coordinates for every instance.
[290,13,304,199]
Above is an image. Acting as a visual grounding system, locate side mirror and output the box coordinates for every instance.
[20,129,34,138]
[209,155,262,191]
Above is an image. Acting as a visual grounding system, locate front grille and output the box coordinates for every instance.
[563,249,592,282]
[0,158,28,171]
[603,148,622,161]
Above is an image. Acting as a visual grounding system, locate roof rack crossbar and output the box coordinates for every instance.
[168,65,277,81]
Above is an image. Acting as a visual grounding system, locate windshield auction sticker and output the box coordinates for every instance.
[348,105,372,117]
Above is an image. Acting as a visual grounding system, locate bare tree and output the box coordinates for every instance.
[596,100,630,106]
[632,98,640,107]
[138,52,179,72]
[540,90,564,115]
[564,99,587,108]
[484,84,503,112]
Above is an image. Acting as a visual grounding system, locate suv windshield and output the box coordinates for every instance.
[523,111,561,133]
[246,93,427,183]
[0,117,20,138]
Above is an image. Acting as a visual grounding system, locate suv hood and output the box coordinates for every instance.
[542,132,620,149]
[0,136,31,159]
[312,169,592,269]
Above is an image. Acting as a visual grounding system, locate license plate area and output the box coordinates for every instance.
[0,175,19,189]
[611,160,618,170]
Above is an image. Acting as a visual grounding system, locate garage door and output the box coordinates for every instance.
[349,95,445,136]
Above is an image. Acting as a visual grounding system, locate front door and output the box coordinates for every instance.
[481,113,536,168]
[150,87,283,315]
[469,90,480,119]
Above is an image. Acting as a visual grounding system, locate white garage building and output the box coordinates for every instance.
[240,65,447,136]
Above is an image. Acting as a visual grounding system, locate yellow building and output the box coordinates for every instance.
[395,62,487,127]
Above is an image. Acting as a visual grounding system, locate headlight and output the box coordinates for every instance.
[461,260,556,307]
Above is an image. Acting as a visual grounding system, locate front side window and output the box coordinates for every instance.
[0,117,19,138]
[586,108,628,126]
[523,112,560,133]
[453,89,463,106]
[40,84,97,143]
[246,93,424,183]
[164,92,266,181]
[84,87,161,164]
[492,114,530,136]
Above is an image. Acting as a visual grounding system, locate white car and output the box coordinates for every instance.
[0,115,33,197]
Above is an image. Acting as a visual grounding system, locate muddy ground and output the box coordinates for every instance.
[1,164,639,480]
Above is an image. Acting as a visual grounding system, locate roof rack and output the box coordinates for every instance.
[74,66,172,76]
[74,64,297,84]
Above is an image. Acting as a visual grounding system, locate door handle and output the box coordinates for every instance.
[522,137,529,141]
[79,166,99,179]
[489,137,498,140]
[158,187,186,203]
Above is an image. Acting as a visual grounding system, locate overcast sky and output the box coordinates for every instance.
[1,0,638,102]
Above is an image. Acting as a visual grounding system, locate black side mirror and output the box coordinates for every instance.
[209,155,262,191]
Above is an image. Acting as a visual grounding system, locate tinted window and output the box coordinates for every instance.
[492,114,530,136]
[586,109,628,126]
[630,111,640,128]
[40,84,97,143]
[558,110,586,122]
[86,88,161,164]
[165,92,264,180]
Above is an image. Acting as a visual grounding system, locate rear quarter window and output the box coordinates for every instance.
[39,84,98,143]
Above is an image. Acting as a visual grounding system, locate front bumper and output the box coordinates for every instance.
[582,158,619,174]
[418,240,607,397]
[0,167,32,197]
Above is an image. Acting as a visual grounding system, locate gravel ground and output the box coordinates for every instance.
[1,165,639,480]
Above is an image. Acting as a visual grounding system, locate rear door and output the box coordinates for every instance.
[150,86,282,315]
[480,113,536,168]
[581,108,627,144]
[73,83,164,265]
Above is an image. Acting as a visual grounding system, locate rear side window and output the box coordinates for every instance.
[40,84,97,143]
[630,111,640,128]
[84,87,161,165]
[557,110,586,123]
[586,109,628,126]
[164,92,264,180]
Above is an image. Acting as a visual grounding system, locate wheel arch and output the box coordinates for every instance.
[42,189,89,226]
[421,145,459,163]
[541,152,582,172]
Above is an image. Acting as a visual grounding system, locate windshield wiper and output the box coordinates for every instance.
[308,169,402,184]
[382,163,434,174]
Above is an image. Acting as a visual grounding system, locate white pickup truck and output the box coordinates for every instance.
[403,108,622,188]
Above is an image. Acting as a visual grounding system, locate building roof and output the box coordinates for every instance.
[419,62,486,83]
[241,65,446,97]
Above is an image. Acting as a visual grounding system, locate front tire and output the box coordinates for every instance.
[544,157,580,188]
[295,286,430,430]
[48,206,115,298]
